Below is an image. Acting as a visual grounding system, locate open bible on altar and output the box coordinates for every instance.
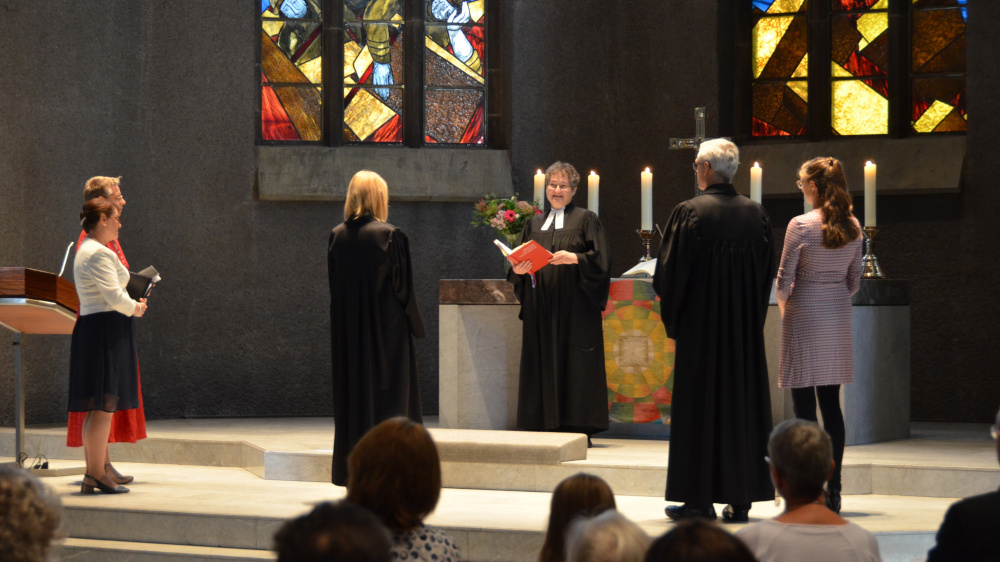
[494,239,552,274]
[126,266,161,300]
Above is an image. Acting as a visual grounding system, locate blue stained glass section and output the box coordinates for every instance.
[261,0,269,14]
[753,0,774,12]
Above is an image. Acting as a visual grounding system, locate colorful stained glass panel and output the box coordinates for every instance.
[912,8,966,73]
[424,0,486,145]
[344,87,402,142]
[753,80,809,136]
[343,1,404,144]
[261,1,323,141]
[425,90,484,144]
[263,85,322,141]
[753,15,808,80]
[832,77,888,135]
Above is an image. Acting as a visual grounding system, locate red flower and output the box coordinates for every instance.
[504,210,517,222]
[535,209,542,215]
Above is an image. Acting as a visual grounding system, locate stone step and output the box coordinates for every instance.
[3,424,997,498]
[59,538,273,561]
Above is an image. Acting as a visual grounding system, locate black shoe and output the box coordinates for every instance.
[81,474,130,495]
[826,483,842,514]
[665,504,717,521]
[721,504,750,523]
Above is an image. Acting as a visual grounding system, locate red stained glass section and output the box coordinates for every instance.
[261,84,300,141]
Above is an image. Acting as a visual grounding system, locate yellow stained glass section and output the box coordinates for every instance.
[872,0,889,9]
[753,15,794,79]
[913,100,955,133]
[859,37,869,51]
[856,12,888,44]
[353,46,373,78]
[767,0,805,14]
[345,88,396,140]
[299,57,322,84]
[832,62,853,78]
[832,80,888,135]
[344,42,362,77]
[469,0,485,22]
[792,53,808,78]
[262,19,283,36]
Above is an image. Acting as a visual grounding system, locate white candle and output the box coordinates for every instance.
[588,171,600,216]
[864,160,876,227]
[533,169,545,208]
[641,167,653,231]
[750,162,762,204]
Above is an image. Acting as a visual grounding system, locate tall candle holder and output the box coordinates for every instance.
[636,225,664,262]
[862,226,885,279]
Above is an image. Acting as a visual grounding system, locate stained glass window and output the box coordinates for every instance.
[260,0,323,142]
[830,0,889,135]
[343,1,405,143]
[424,0,486,144]
[751,0,809,137]
[911,0,967,133]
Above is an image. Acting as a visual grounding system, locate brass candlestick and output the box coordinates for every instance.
[862,226,885,279]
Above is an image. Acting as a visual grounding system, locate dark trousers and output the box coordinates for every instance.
[791,385,845,488]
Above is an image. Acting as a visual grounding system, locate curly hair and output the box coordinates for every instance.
[799,157,861,249]
[0,467,63,562]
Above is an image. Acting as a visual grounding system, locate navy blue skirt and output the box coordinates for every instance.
[67,311,139,413]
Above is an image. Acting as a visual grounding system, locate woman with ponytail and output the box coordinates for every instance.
[775,157,863,514]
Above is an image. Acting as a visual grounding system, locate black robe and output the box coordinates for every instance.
[508,203,611,434]
[328,216,424,486]
[653,184,776,506]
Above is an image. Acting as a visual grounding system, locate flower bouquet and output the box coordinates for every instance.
[472,194,542,249]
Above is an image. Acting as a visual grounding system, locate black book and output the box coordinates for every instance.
[126,266,161,300]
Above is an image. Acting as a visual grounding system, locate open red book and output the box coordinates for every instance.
[494,239,553,274]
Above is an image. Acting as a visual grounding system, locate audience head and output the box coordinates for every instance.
[83,176,125,211]
[644,520,756,562]
[694,139,740,185]
[540,473,617,562]
[0,466,63,562]
[767,419,834,503]
[79,198,118,234]
[273,500,391,562]
[565,509,649,562]
[798,156,859,248]
[347,417,441,534]
[344,170,389,222]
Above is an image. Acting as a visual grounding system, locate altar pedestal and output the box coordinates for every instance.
[441,278,910,445]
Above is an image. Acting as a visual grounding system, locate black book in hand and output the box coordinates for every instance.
[127,266,161,300]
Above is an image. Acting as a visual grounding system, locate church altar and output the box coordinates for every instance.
[439,278,909,445]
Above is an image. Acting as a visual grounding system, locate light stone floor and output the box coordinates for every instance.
[1,419,996,561]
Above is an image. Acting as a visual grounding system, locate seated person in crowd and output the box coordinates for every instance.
[540,473,617,562]
[735,419,880,562]
[645,520,756,562]
[565,509,649,562]
[347,417,461,562]
[0,466,63,562]
[926,404,1000,562]
[273,500,391,562]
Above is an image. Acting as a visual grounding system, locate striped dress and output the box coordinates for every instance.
[776,210,863,388]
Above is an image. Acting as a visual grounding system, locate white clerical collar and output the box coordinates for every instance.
[541,207,566,231]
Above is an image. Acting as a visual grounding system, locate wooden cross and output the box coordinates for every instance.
[669,107,708,197]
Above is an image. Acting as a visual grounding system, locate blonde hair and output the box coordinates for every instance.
[83,176,121,201]
[344,171,389,222]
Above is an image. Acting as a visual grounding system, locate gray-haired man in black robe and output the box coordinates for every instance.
[653,138,776,523]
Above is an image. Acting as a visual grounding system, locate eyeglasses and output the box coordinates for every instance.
[692,161,705,171]
[796,180,804,189]
[107,215,121,225]
[548,183,573,191]
[111,194,124,201]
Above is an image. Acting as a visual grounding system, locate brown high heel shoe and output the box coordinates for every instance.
[82,474,130,494]
[106,463,134,485]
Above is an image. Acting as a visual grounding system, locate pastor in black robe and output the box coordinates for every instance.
[507,203,611,435]
[653,183,776,507]
[328,216,425,486]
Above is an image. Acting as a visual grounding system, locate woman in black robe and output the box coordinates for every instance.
[328,170,425,487]
[508,162,611,438]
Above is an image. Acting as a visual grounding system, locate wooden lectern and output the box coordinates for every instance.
[0,268,78,466]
